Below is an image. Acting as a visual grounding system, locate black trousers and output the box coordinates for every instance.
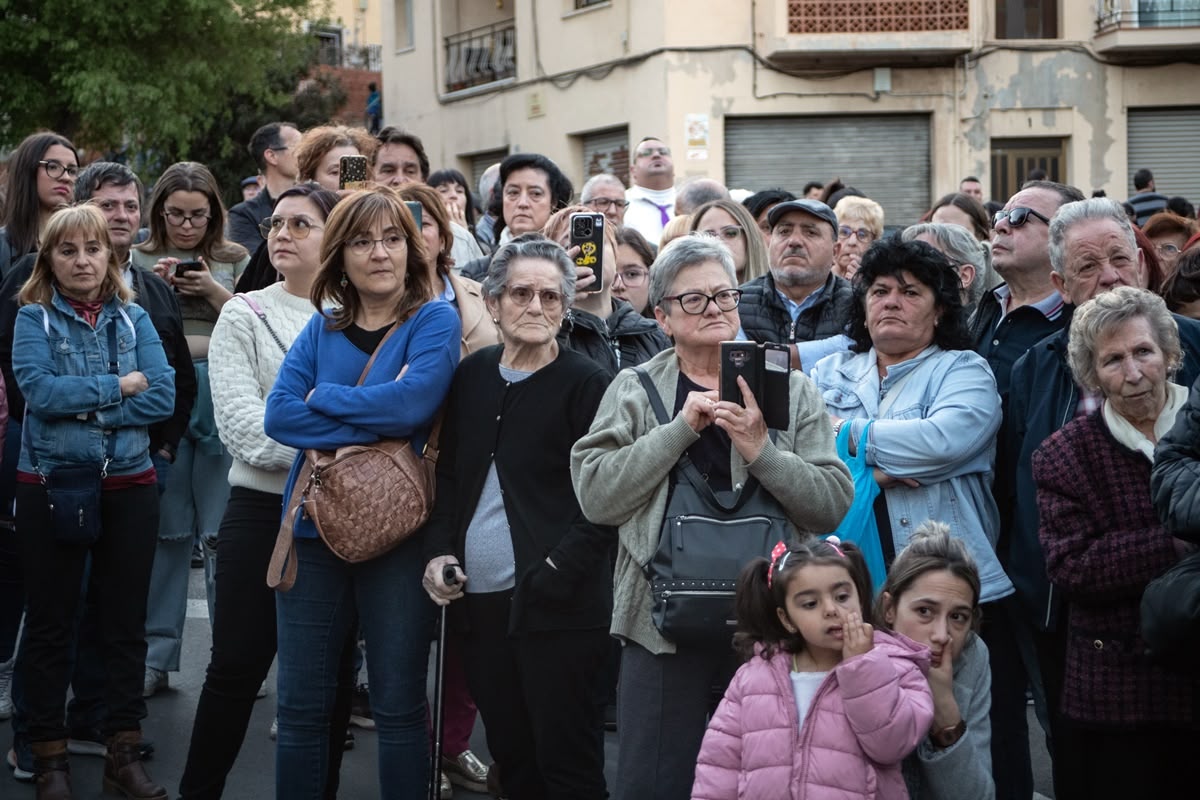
[1066,724,1199,799]
[16,482,158,742]
[461,590,609,800]
[178,487,354,800]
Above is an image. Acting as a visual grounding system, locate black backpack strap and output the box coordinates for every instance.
[634,366,670,425]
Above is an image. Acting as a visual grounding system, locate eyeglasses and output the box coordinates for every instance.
[615,267,649,286]
[585,197,628,211]
[346,233,406,255]
[838,226,875,243]
[504,285,563,311]
[163,210,211,228]
[260,215,324,240]
[38,160,79,180]
[662,289,742,315]
[993,207,1051,229]
[702,225,743,242]
[1157,242,1182,256]
[636,146,671,159]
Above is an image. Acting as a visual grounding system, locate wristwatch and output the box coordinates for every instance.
[930,719,966,749]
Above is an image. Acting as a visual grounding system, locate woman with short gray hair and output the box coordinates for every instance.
[570,233,852,800]
[422,232,614,799]
[1034,286,1200,799]
[903,222,992,312]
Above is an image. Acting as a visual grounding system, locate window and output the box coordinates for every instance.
[314,25,343,67]
[395,0,413,50]
[996,0,1058,39]
[990,138,1067,201]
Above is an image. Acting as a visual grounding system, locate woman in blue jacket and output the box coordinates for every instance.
[264,187,460,799]
[810,237,1011,604]
[13,205,175,799]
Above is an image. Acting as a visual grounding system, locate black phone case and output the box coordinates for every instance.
[720,342,790,430]
[570,213,606,292]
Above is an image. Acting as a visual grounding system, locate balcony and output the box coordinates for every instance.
[1094,0,1200,62]
[444,20,516,95]
[760,0,974,69]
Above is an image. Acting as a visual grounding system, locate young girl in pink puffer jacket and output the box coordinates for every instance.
[692,537,934,800]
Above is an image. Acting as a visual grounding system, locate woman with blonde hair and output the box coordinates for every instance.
[689,199,769,283]
[14,205,174,799]
[833,195,884,281]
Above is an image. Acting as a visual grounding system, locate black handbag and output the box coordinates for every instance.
[635,368,796,648]
[1141,548,1200,669]
[24,317,120,545]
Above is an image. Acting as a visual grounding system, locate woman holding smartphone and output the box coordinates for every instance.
[131,162,249,698]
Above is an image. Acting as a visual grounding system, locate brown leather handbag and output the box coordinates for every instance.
[267,324,440,592]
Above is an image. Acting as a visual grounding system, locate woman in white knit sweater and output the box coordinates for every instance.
[177,183,347,800]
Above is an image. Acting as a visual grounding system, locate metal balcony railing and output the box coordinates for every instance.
[1097,0,1200,31]
[444,20,516,93]
[787,0,970,33]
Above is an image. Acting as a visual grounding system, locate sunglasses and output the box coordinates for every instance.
[993,207,1051,229]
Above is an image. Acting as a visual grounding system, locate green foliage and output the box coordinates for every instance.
[0,0,346,199]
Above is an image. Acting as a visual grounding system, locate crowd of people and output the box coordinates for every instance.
[0,119,1198,800]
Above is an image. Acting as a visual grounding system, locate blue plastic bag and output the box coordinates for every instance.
[827,420,887,594]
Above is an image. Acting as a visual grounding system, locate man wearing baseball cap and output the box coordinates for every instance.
[736,198,855,369]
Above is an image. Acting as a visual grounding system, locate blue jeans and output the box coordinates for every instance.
[275,534,434,800]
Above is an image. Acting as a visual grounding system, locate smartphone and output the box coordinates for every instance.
[175,260,203,279]
[720,342,760,408]
[569,212,605,292]
[404,200,423,229]
[339,154,370,191]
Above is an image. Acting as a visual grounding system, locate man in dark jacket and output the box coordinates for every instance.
[1,161,195,774]
[737,199,854,370]
[225,122,300,254]
[558,299,669,379]
[1001,197,1200,800]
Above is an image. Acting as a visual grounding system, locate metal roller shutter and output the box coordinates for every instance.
[725,114,931,227]
[467,148,509,197]
[581,126,629,186]
[1128,108,1200,203]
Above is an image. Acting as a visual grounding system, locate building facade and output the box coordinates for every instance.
[382,0,1200,223]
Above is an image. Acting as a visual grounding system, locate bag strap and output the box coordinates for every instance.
[235,293,288,355]
[267,484,303,591]
[355,321,402,386]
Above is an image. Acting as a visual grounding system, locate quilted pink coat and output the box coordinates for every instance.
[692,631,933,800]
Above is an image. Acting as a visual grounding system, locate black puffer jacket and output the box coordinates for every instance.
[1153,373,1200,543]
[557,299,670,379]
[737,271,853,346]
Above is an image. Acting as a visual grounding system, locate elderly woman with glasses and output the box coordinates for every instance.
[688,199,769,283]
[902,222,993,314]
[570,235,852,800]
[265,187,460,799]
[131,161,250,697]
[1034,287,1200,799]
[423,234,614,799]
[833,195,884,281]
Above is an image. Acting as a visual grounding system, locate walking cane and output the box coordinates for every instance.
[429,564,458,800]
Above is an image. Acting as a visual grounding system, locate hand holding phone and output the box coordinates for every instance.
[174,260,203,279]
[569,213,605,292]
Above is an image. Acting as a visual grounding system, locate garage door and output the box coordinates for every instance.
[725,114,931,227]
[467,148,509,198]
[581,126,629,186]
[1128,108,1200,204]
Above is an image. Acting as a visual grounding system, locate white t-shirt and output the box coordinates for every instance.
[790,670,829,731]
[624,184,677,243]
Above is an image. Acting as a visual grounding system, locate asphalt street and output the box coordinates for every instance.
[3,568,1052,799]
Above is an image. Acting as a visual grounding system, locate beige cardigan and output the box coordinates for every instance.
[570,348,853,654]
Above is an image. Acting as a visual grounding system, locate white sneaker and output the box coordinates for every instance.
[0,658,13,720]
[143,667,168,698]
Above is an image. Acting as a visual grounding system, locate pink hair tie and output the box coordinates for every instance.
[767,540,789,588]
[823,535,846,558]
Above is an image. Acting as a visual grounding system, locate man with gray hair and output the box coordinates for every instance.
[475,163,502,248]
[673,178,729,217]
[1001,196,1200,800]
[580,173,628,230]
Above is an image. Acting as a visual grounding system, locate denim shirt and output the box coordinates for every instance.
[13,290,176,477]
[811,345,1014,602]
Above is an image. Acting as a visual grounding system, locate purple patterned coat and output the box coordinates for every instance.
[1033,411,1199,727]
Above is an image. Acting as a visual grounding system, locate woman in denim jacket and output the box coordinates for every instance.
[810,237,1012,604]
[12,205,175,799]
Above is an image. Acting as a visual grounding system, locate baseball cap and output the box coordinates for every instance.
[241,176,260,188]
[767,199,838,240]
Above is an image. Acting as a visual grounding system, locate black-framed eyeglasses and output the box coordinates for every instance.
[260,215,323,240]
[662,289,742,315]
[38,160,79,180]
[993,207,1051,229]
[163,209,211,228]
[585,197,628,211]
[504,284,563,311]
[702,225,743,242]
[838,226,875,243]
